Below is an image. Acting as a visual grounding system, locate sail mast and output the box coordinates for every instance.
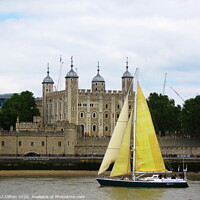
[132,68,139,181]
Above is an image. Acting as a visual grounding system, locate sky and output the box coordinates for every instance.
[0,0,200,106]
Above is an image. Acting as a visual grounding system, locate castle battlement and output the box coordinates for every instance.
[49,90,65,96]
[78,89,123,95]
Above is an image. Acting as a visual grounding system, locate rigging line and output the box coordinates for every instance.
[164,159,173,171]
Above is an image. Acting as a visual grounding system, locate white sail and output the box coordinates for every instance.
[98,95,129,175]
[110,111,132,177]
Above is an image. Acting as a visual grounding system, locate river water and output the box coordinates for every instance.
[0,175,199,200]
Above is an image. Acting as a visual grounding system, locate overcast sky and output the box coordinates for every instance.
[0,0,199,105]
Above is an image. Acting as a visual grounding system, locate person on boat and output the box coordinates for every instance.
[121,176,129,180]
[158,174,162,179]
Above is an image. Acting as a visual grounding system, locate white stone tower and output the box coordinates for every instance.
[65,57,79,124]
[42,64,54,124]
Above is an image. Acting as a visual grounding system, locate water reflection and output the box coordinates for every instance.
[0,175,199,200]
[101,187,165,200]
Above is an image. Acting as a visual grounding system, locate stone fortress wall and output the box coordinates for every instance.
[1,122,199,157]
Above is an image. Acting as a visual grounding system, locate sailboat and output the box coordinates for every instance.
[96,80,188,188]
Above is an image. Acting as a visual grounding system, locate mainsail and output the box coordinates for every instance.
[135,84,167,172]
[98,95,129,175]
[110,111,133,177]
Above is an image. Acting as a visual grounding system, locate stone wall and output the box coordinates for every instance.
[0,128,199,157]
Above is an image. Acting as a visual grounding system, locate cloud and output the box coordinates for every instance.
[0,0,199,105]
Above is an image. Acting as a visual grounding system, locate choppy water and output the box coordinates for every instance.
[0,175,199,200]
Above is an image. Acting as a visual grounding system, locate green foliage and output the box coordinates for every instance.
[147,93,182,136]
[0,91,40,130]
[182,96,200,137]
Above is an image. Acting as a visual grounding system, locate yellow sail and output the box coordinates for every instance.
[98,95,129,175]
[135,84,167,172]
[110,111,133,177]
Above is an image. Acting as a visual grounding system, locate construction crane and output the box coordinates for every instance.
[170,87,185,102]
[162,73,167,95]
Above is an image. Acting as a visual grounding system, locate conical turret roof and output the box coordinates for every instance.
[42,64,54,84]
[65,56,78,78]
[92,62,105,82]
[122,57,133,78]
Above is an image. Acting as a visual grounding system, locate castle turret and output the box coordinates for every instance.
[42,64,54,124]
[92,62,105,92]
[122,57,133,94]
[65,56,79,124]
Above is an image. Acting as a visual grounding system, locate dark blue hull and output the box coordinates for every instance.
[96,178,189,188]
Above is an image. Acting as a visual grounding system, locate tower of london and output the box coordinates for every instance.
[42,57,134,137]
[0,58,199,157]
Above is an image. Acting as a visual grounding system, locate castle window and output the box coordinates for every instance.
[58,142,61,147]
[105,127,108,131]
[92,125,96,132]
[117,105,120,109]
[105,113,108,118]
[93,113,96,118]
[117,114,119,119]
[129,105,131,109]
[41,141,45,146]
[19,141,22,146]
[106,104,108,108]
[30,142,34,147]
[95,88,97,91]
[1,141,5,146]
[80,112,84,118]
[81,125,84,136]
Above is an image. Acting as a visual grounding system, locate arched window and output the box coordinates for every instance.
[105,113,108,118]
[117,104,120,109]
[92,125,96,132]
[105,127,108,131]
[80,112,84,118]
[93,112,96,118]
[105,104,108,108]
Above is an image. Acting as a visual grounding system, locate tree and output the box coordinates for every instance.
[182,95,200,137]
[147,93,182,136]
[0,91,40,130]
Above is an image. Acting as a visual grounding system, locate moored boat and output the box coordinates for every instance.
[96,70,189,188]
